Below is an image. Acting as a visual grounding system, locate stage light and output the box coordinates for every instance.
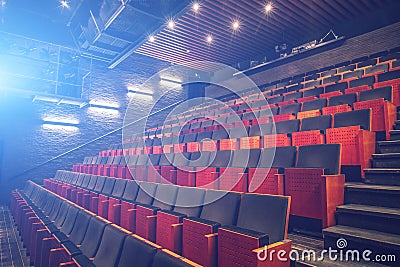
[206,35,213,43]
[148,35,155,42]
[60,0,70,9]
[232,20,240,30]
[265,3,272,13]
[89,100,120,109]
[167,19,175,30]
[42,117,79,125]
[192,2,200,13]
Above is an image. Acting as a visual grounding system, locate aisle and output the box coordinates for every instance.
[0,206,30,267]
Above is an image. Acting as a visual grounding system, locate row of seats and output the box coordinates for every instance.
[42,174,292,267]
[11,181,199,267]
[78,108,375,180]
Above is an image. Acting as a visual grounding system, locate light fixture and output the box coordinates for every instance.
[42,117,79,126]
[192,2,200,13]
[265,3,272,13]
[89,100,120,110]
[206,35,213,44]
[232,20,240,30]
[127,85,154,96]
[167,19,175,30]
[148,35,155,42]
[1,0,6,8]
[60,0,70,9]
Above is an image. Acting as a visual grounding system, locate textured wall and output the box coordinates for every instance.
[0,53,187,203]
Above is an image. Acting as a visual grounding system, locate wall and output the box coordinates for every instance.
[0,53,187,203]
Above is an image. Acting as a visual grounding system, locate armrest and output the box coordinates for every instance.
[274,173,285,195]
[112,204,122,207]
[205,233,218,267]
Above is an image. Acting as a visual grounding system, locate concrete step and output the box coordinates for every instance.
[323,225,400,267]
[378,140,400,154]
[336,204,400,235]
[371,153,400,168]
[364,169,400,186]
[345,183,400,208]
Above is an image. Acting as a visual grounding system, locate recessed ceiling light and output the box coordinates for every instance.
[192,2,200,12]
[265,3,272,12]
[206,35,213,43]
[232,20,240,30]
[148,35,155,42]
[167,19,175,29]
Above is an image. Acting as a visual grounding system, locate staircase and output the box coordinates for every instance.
[323,111,400,266]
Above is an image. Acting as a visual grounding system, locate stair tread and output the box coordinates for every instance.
[390,130,400,133]
[372,153,400,157]
[346,182,400,191]
[364,168,400,173]
[337,204,400,216]
[379,140,400,145]
[324,225,400,245]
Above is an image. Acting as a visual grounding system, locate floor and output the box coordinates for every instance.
[0,206,30,267]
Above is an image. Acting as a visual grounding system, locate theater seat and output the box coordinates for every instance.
[292,115,331,146]
[218,194,291,267]
[135,184,178,242]
[248,146,296,194]
[326,109,376,177]
[155,187,205,253]
[119,182,157,233]
[354,86,397,139]
[285,144,345,228]
[182,190,241,267]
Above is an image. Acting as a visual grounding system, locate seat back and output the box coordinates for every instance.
[350,76,375,88]
[275,119,300,134]
[302,87,324,97]
[229,127,249,138]
[328,93,357,107]
[173,187,206,217]
[325,82,348,93]
[200,190,241,225]
[302,98,327,111]
[135,182,158,205]
[333,109,371,130]
[236,194,289,243]
[301,115,332,131]
[111,179,127,198]
[60,205,80,235]
[359,86,392,102]
[249,123,273,136]
[86,175,98,190]
[117,235,158,267]
[210,150,232,167]
[259,147,296,169]
[93,176,106,193]
[93,225,127,267]
[80,217,109,258]
[230,149,261,168]
[279,103,301,115]
[121,180,140,202]
[296,144,341,175]
[102,177,116,196]
[211,129,229,140]
[152,184,178,211]
[69,210,92,245]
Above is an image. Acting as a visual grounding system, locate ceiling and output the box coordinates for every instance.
[1,0,400,72]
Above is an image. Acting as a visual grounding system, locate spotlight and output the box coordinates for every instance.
[265,3,272,12]
[206,35,213,43]
[232,20,240,30]
[148,35,155,42]
[1,1,6,8]
[192,2,200,12]
[167,19,175,30]
[60,0,70,9]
